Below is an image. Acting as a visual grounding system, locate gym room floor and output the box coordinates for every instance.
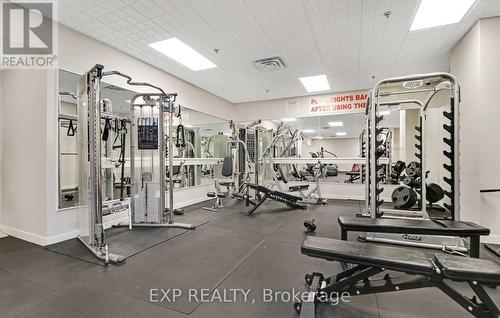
[1,199,498,318]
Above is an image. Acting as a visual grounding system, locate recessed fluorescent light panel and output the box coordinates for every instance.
[282,118,297,122]
[148,38,217,71]
[299,75,330,92]
[302,129,315,133]
[410,0,475,31]
[328,121,343,127]
[336,132,347,136]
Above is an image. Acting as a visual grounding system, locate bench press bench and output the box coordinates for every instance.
[338,216,490,258]
[244,183,306,215]
[297,236,500,318]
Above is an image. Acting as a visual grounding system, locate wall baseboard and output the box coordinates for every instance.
[482,235,500,245]
[45,230,78,245]
[0,224,48,246]
[172,196,212,209]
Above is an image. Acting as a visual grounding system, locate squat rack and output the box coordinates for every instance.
[365,73,460,221]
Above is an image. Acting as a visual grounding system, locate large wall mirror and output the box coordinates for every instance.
[58,69,230,209]
[263,108,410,185]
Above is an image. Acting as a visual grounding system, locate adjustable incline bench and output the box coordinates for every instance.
[338,216,490,258]
[296,237,500,318]
[244,183,306,216]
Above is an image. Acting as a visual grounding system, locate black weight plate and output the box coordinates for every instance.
[393,161,406,173]
[406,161,421,177]
[426,183,444,203]
[392,186,417,209]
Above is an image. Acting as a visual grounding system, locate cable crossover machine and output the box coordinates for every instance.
[76,65,194,265]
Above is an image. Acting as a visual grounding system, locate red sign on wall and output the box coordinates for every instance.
[309,92,368,114]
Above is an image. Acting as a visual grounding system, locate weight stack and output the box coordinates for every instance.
[415,118,423,187]
[442,97,456,216]
[374,113,385,216]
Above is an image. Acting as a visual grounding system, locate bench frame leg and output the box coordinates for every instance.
[297,265,499,318]
[469,235,480,258]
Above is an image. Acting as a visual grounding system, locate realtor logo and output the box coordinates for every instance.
[1,1,57,68]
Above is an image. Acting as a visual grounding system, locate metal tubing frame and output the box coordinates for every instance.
[300,266,498,318]
[370,72,460,220]
[96,82,194,230]
[77,65,126,264]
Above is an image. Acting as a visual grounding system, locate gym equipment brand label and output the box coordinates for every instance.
[402,80,424,89]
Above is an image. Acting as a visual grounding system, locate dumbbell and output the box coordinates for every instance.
[303,219,316,233]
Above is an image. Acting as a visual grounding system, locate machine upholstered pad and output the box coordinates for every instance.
[338,216,490,236]
[301,236,434,275]
[434,254,500,283]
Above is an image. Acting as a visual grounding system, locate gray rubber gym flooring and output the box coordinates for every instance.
[0,199,498,318]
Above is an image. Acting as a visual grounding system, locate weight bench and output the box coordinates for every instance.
[245,183,306,216]
[297,236,500,318]
[338,216,490,258]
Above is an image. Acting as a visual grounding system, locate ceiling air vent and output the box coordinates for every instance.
[253,56,286,72]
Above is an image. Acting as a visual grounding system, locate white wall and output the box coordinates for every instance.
[451,17,500,243]
[478,18,500,242]
[0,70,50,244]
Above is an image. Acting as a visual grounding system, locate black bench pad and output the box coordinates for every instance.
[248,184,302,202]
[434,254,500,284]
[338,216,490,237]
[302,236,434,275]
[288,184,309,191]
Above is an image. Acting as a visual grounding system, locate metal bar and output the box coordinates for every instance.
[268,157,389,165]
[88,66,104,248]
[437,282,485,318]
[161,99,168,221]
[102,70,167,95]
[370,90,377,218]
[100,112,131,122]
[58,114,78,121]
[480,189,500,193]
[469,281,500,316]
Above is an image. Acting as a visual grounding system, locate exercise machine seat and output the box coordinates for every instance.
[435,254,500,283]
[302,236,434,275]
[207,192,227,198]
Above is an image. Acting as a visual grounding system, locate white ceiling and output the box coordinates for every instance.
[57,0,500,103]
